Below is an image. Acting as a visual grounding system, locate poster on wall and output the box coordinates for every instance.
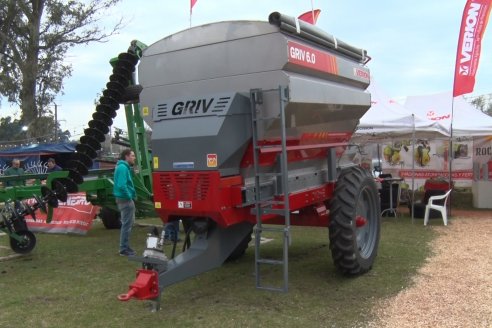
[473,136,492,179]
[381,139,442,170]
[473,136,492,165]
[379,138,473,189]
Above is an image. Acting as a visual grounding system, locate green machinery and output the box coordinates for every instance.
[0,41,155,252]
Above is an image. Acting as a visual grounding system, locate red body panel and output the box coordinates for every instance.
[153,136,347,228]
[240,132,351,168]
[153,171,336,228]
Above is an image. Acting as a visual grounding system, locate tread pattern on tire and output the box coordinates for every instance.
[9,230,36,254]
[329,166,380,275]
[99,207,122,230]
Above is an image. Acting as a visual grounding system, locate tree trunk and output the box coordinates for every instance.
[19,0,44,129]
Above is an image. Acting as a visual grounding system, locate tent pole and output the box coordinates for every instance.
[449,98,455,217]
[377,143,381,174]
[411,114,415,223]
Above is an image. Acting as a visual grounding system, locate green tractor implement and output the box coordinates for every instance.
[0,40,154,253]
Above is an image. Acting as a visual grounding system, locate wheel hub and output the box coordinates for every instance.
[355,215,367,227]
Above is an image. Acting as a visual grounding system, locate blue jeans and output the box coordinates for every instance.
[116,199,135,252]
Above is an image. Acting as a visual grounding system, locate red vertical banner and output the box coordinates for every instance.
[453,0,492,97]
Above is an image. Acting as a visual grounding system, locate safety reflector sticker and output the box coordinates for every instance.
[178,201,192,209]
[153,157,159,169]
[154,202,161,209]
[207,154,218,168]
[142,106,149,116]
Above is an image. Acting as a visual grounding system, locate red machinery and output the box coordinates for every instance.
[118,12,380,310]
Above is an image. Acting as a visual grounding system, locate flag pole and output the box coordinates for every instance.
[310,0,315,23]
[450,37,456,217]
[449,102,454,217]
[411,114,415,223]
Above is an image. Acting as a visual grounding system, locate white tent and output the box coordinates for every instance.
[354,83,448,141]
[405,91,492,137]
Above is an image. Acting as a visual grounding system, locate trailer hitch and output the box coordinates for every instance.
[118,269,159,302]
[118,228,168,308]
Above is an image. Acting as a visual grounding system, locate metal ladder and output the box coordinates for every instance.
[249,86,291,292]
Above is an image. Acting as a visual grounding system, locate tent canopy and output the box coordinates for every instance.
[405,92,492,137]
[0,142,76,157]
[0,142,77,172]
[354,83,448,141]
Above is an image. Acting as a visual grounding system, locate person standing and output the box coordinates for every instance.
[4,159,25,187]
[113,149,137,256]
[46,158,62,172]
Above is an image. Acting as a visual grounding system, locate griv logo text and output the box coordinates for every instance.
[172,98,214,115]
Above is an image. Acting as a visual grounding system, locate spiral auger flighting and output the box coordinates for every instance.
[50,41,144,198]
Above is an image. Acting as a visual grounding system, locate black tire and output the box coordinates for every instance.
[99,207,121,229]
[226,228,253,262]
[329,166,381,275]
[10,230,36,254]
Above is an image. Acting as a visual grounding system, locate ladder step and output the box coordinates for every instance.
[256,226,287,233]
[260,200,285,206]
[261,208,287,215]
[255,172,282,177]
[254,145,280,150]
[257,258,284,265]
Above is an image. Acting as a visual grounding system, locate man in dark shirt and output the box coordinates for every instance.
[46,158,62,172]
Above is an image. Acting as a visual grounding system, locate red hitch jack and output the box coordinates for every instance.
[118,269,159,303]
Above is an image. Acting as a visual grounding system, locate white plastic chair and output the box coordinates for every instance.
[424,189,453,226]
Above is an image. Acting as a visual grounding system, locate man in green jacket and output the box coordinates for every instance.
[4,159,25,187]
[113,149,137,256]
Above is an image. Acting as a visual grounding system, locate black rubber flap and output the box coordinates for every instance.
[76,143,98,159]
[52,179,68,202]
[66,160,89,176]
[84,127,106,143]
[80,135,102,151]
[88,119,109,135]
[92,111,113,126]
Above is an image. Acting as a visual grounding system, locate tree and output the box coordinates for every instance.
[0,115,70,146]
[0,0,122,138]
[470,95,492,116]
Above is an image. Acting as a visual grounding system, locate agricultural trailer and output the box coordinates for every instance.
[114,12,380,309]
[7,12,381,310]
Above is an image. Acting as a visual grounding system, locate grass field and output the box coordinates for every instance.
[0,215,434,328]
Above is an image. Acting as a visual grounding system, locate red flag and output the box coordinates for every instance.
[191,0,198,13]
[298,9,321,25]
[453,0,492,97]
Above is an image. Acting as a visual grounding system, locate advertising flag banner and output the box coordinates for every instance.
[298,9,321,25]
[453,0,492,97]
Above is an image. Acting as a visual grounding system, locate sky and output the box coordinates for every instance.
[3,0,492,139]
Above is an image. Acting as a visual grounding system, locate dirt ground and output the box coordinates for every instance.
[368,209,492,328]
